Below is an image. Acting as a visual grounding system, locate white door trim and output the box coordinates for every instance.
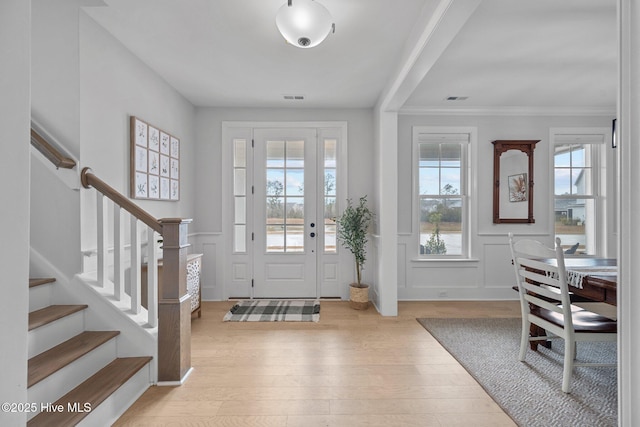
[222,121,348,300]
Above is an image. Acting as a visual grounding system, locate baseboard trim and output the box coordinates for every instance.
[156,367,194,386]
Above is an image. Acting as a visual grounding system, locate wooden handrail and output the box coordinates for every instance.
[81,167,162,233]
[30,128,76,169]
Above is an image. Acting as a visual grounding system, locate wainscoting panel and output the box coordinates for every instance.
[483,243,516,290]
[189,233,226,300]
[409,264,479,289]
[201,242,217,299]
[397,243,407,288]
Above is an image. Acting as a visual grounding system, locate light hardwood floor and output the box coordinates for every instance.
[115,300,521,427]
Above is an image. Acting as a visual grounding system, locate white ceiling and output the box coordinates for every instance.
[84,0,617,112]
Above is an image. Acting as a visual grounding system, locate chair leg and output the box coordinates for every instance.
[519,318,530,361]
[562,339,575,393]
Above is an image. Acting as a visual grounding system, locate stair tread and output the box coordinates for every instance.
[29,305,88,331]
[27,357,152,427]
[29,278,56,288]
[28,331,120,388]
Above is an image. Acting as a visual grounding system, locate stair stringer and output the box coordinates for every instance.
[29,247,157,384]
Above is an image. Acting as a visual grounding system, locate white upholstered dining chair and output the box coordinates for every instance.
[508,232,617,393]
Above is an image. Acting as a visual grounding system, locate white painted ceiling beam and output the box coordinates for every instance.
[377,0,481,112]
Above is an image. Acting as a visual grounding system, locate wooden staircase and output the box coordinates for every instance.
[26,278,152,426]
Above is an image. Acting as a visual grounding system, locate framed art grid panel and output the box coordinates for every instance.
[130,116,180,201]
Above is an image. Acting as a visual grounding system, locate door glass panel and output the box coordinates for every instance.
[286,140,304,167]
[234,169,246,196]
[266,169,284,194]
[267,141,285,167]
[324,195,337,253]
[234,197,246,223]
[324,139,337,253]
[234,139,246,167]
[233,139,247,253]
[324,169,336,195]
[266,224,284,252]
[267,197,285,223]
[234,225,246,253]
[324,139,337,167]
[266,140,306,253]
[286,169,304,195]
[286,196,304,220]
[285,225,304,252]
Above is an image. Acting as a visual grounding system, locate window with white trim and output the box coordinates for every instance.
[553,134,605,256]
[415,131,470,258]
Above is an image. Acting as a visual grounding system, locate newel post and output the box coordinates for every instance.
[157,218,193,383]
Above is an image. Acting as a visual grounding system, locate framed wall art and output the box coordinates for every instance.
[130,116,180,201]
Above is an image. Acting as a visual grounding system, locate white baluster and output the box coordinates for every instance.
[96,193,108,286]
[146,227,158,327]
[130,217,141,314]
[113,205,124,301]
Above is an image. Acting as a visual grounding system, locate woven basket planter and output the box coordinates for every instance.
[349,283,369,310]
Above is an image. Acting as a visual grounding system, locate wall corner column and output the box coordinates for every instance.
[375,110,399,316]
[618,0,640,424]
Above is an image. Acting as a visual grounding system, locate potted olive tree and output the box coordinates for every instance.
[336,195,374,309]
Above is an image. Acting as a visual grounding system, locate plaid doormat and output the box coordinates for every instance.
[223,300,320,322]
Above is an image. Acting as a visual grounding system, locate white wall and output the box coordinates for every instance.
[397,113,615,300]
[193,107,374,300]
[30,0,83,279]
[0,0,30,424]
[79,10,197,255]
[31,0,82,157]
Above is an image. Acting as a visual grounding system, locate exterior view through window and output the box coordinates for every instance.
[553,134,603,255]
[417,134,469,257]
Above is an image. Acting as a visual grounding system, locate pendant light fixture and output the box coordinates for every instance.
[276,0,335,48]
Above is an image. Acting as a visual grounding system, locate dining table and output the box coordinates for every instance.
[523,257,617,350]
[562,257,617,306]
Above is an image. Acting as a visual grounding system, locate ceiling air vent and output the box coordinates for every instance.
[283,95,305,100]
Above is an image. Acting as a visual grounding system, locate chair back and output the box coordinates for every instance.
[508,233,573,330]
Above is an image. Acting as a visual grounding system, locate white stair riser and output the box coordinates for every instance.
[27,338,117,421]
[29,283,53,312]
[77,364,151,427]
[28,311,85,358]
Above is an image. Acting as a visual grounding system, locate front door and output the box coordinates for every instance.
[253,128,318,298]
